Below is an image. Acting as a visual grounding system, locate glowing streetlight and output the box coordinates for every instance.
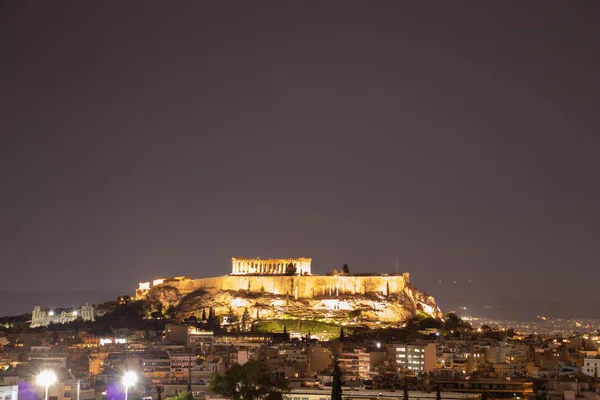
[37,370,57,400]
[122,371,137,400]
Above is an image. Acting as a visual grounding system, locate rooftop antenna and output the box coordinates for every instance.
[396,260,399,274]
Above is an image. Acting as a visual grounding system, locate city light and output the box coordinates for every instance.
[122,371,137,400]
[37,370,57,400]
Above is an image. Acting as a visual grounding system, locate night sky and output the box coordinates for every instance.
[1,2,599,319]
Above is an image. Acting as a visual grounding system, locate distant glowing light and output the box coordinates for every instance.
[72,311,78,316]
[122,371,137,387]
[37,370,57,387]
[48,311,54,316]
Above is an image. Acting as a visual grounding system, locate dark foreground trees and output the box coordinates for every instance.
[165,393,193,400]
[209,360,290,400]
[331,359,343,400]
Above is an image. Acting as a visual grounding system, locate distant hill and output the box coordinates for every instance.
[0,290,127,317]
[443,298,599,321]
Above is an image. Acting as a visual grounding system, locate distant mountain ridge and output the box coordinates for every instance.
[442,298,599,321]
[0,290,127,317]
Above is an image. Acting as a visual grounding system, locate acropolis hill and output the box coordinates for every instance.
[136,257,442,332]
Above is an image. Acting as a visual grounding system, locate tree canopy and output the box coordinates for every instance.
[285,263,297,275]
[444,312,472,332]
[165,393,193,400]
[209,359,290,400]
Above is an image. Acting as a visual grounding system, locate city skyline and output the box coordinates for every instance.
[2,3,600,319]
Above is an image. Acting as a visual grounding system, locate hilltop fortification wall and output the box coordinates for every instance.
[149,273,410,299]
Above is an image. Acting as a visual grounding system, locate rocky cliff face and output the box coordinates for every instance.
[146,276,441,328]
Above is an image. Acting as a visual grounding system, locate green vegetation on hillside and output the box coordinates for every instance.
[254,319,351,338]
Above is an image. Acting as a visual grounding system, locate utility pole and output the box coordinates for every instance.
[76,379,80,400]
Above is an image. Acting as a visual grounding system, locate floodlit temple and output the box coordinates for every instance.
[30,304,95,328]
[231,257,312,275]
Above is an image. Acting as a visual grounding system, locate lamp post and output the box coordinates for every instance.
[37,370,57,400]
[122,371,137,400]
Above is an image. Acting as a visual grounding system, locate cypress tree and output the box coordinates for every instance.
[436,385,441,400]
[187,355,192,394]
[241,308,250,331]
[331,359,343,400]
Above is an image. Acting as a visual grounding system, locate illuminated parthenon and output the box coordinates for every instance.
[231,257,312,275]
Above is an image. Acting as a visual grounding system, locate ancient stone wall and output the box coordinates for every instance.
[154,273,410,299]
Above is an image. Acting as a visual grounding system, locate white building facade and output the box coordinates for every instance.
[583,358,600,377]
[390,343,437,373]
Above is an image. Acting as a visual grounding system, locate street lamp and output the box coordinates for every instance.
[37,370,57,400]
[122,371,137,400]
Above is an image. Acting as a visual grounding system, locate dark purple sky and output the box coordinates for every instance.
[1,2,599,319]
